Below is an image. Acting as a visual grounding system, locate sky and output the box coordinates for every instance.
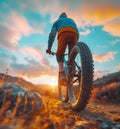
[0,0,120,85]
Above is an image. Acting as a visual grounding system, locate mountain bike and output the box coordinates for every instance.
[50,42,94,111]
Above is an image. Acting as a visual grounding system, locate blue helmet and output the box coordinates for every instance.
[59,12,67,18]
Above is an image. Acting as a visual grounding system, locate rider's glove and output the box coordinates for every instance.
[46,49,51,54]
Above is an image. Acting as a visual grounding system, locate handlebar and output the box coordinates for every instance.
[50,52,56,55]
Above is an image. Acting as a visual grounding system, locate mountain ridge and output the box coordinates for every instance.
[94,71,120,87]
[1,71,120,88]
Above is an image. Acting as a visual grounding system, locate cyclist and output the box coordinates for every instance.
[46,12,79,84]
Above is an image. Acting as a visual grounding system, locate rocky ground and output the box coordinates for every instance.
[0,95,120,129]
[0,82,120,129]
[0,71,120,128]
[40,96,120,129]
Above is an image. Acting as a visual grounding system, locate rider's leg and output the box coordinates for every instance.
[67,34,78,76]
[56,32,66,72]
[58,61,66,84]
[67,33,78,54]
[56,33,67,84]
[56,32,78,83]
[58,61,64,72]
[56,55,66,84]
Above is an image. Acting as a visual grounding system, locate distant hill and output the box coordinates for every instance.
[0,73,53,95]
[93,71,120,87]
[1,71,120,103]
[0,73,35,89]
[91,71,120,103]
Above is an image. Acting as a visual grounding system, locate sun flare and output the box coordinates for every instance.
[49,78,58,88]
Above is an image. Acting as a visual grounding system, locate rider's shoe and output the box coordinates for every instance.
[59,71,66,85]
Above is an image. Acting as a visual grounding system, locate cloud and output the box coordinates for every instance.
[0,50,18,75]
[8,45,58,78]
[63,1,120,36]
[81,1,120,36]
[111,38,120,45]
[103,18,120,36]
[81,1,120,25]
[9,12,32,36]
[79,29,91,35]
[0,23,20,51]
[93,51,117,63]
[10,56,57,78]
[0,50,11,68]
[0,11,43,51]
[8,12,43,36]
[1,0,120,36]
[0,45,58,80]
[8,0,61,22]
[19,46,49,66]
[94,69,110,80]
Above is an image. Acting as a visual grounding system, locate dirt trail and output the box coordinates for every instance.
[0,95,120,129]
[41,96,120,129]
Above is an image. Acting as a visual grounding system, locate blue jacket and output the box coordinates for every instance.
[48,17,79,49]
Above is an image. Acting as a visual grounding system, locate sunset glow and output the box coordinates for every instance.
[49,78,58,87]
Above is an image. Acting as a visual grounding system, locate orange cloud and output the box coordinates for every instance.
[93,51,117,63]
[103,19,120,36]
[64,1,120,36]
[2,1,119,36]
[10,12,32,36]
[9,12,43,36]
[0,11,44,51]
[81,1,120,25]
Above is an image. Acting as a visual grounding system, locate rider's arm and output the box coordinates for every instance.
[48,22,57,50]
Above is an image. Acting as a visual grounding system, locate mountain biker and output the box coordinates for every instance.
[46,12,79,84]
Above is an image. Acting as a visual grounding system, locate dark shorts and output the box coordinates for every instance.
[56,31,78,62]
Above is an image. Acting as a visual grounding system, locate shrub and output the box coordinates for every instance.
[91,82,120,103]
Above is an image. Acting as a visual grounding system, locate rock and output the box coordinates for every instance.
[74,120,100,129]
[0,125,13,129]
[0,82,44,117]
[96,117,103,123]
[115,124,120,129]
[101,123,110,129]
[114,116,120,123]
[46,122,55,129]
[64,118,75,126]
[101,121,120,129]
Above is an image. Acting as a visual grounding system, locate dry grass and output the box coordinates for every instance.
[91,82,120,103]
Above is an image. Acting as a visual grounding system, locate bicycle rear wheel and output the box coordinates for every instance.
[68,42,94,111]
[58,60,69,102]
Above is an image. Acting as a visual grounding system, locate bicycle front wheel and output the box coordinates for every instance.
[68,42,94,111]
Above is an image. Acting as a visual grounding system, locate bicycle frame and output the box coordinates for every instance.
[50,52,81,85]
